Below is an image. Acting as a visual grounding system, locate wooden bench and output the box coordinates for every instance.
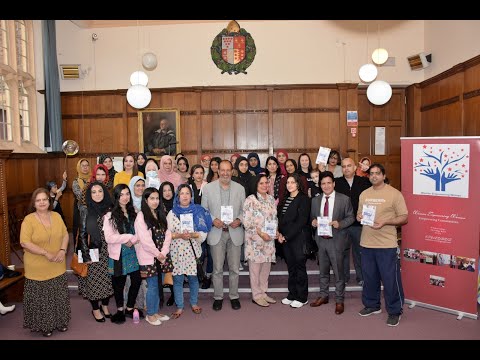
[0,268,25,303]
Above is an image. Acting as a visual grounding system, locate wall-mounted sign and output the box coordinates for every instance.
[211,20,256,75]
[347,111,358,127]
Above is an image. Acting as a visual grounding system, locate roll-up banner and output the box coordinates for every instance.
[401,137,480,319]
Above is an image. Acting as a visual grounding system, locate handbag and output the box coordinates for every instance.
[71,252,88,277]
[163,271,173,286]
[70,233,88,277]
[189,239,205,283]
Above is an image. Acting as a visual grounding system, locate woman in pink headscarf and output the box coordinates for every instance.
[356,156,371,177]
[276,149,289,177]
[158,155,185,191]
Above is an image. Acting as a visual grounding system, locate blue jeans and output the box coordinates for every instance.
[201,242,213,274]
[173,274,199,309]
[146,276,159,316]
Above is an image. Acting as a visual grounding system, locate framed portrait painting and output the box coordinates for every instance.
[138,108,180,157]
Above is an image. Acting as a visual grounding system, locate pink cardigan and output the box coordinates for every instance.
[102,212,138,260]
[134,211,172,266]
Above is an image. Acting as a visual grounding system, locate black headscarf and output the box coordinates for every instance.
[160,181,175,213]
[86,181,112,248]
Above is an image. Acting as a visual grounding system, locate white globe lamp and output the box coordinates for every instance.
[142,52,158,71]
[367,80,392,106]
[372,48,389,65]
[129,71,149,86]
[126,84,151,109]
[358,64,378,83]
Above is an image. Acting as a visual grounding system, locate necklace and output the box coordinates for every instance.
[36,211,52,244]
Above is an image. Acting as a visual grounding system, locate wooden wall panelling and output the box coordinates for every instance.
[421,103,462,137]
[463,97,480,135]
[0,151,13,265]
[464,63,480,93]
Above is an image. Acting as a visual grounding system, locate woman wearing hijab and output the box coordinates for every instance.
[89,164,110,187]
[128,176,146,213]
[78,181,114,322]
[136,153,147,176]
[232,156,255,198]
[166,184,212,319]
[276,149,289,177]
[176,156,190,184]
[247,152,265,175]
[144,158,160,189]
[98,154,117,191]
[72,159,91,252]
[158,155,185,191]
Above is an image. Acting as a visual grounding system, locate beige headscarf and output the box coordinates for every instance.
[76,158,91,189]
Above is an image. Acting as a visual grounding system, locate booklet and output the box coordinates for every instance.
[264,220,277,238]
[361,204,376,226]
[180,213,194,233]
[315,146,331,165]
[220,205,234,224]
[317,216,332,237]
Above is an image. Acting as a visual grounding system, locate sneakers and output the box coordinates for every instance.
[239,264,244,271]
[290,300,308,308]
[387,314,401,327]
[146,315,162,326]
[281,298,293,305]
[358,307,382,316]
[358,280,364,287]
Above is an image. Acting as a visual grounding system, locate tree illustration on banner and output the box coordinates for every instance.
[413,144,470,198]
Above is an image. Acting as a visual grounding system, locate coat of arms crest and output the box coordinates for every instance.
[211,20,256,75]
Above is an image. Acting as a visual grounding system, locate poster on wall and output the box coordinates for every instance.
[400,137,480,319]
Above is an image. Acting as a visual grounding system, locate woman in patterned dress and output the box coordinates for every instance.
[243,175,278,307]
[20,188,71,337]
[78,182,114,322]
[166,184,212,319]
[135,187,173,326]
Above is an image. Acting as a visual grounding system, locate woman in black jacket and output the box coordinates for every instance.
[78,181,114,322]
[277,173,311,308]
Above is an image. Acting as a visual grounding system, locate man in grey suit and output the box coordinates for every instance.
[201,160,246,311]
[309,171,354,314]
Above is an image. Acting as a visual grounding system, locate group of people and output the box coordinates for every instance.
[18,148,408,337]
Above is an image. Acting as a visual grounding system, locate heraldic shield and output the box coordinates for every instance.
[211,21,256,75]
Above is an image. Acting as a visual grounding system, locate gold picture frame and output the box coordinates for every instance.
[138,108,181,157]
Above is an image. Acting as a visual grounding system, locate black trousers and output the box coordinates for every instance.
[111,270,142,309]
[283,239,308,303]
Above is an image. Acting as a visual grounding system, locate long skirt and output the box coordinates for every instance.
[23,273,71,333]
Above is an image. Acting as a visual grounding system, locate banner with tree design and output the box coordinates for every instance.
[401,136,480,319]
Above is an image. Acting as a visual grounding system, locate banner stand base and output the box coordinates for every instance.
[405,299,477,320]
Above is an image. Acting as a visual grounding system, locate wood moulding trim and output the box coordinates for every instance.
[182,147,323,156]
[463,88,480,100]
[57,84,346,97]
[0,150,13,159]
[9,152,62,159]
[273,107,339,113]
[420,96,459,112]
[63,113,124,120]
[419,62,469,88]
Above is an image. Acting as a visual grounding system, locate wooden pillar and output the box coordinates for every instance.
[0,150,13,265]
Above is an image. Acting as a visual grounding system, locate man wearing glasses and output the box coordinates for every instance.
[356,163,408,327]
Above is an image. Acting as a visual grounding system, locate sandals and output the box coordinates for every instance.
[191,306,202,314]
[171,310,183,319]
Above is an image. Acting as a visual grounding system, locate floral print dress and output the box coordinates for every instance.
[242,193,277,263]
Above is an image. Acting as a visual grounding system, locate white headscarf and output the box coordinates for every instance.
[128,176,145,212]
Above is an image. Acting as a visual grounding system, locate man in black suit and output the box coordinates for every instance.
[310,171,354,314]
[334,158,371,286]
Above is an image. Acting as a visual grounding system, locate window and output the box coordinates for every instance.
[0,76,12,141]
[18,81,29,141]
[0,20,37,150]
[15,20,28,73]
[0,20,8,66]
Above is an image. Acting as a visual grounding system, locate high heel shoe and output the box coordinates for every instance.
[92,310,105,323]
[100,306,112,318]
[166,295,175,307]
[42,331,53,337]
